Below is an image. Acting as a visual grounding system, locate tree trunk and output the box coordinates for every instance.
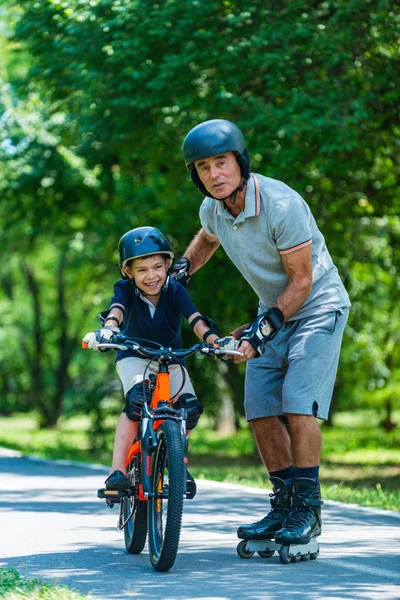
[22,262,52,427]
[381,398,396,432]
[49,250,74,427]
[215,395,236,435]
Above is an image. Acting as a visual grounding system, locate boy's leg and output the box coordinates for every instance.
[110,412,138,474]
[104,357,151,490]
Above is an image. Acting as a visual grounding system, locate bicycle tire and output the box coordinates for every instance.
[148,419,185,572]
[123,452,148,554]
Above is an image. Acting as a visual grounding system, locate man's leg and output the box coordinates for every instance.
[237,416,294,540]
[238,336,295,540]
[286,414,321,467]
[251,415,292,471]
[274,311,349,546]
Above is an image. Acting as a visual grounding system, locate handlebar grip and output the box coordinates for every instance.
[82,340,89,349]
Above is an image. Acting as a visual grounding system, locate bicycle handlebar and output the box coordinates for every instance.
[82,334,244,358]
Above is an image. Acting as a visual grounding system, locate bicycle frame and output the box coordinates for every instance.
[123,354,187,505]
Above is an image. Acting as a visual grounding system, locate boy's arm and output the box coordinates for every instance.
[188,312,219,344]
[103,306,124,328]
[98,280,130,328]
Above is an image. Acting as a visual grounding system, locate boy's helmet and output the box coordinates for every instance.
[118,227,174,278]
[182,119,251,197]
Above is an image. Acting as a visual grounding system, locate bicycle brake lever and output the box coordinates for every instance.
[215,349,244,357]
[96,343,129,351]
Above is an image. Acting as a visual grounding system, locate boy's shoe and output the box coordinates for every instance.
[186,470,196,499]
[105,470,130,490]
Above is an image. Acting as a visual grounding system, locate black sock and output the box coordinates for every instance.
[293,466,320,482]
[269,466,294,485]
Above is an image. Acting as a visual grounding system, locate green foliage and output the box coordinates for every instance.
[0,567,87,599]
[0,0,399,429]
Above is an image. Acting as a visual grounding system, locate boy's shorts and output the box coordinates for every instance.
[244,309,349,421]
[116,357,196,399]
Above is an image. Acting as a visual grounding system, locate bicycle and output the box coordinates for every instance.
[82,333,242,572]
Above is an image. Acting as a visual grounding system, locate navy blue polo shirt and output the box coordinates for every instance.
[108,277,199,365]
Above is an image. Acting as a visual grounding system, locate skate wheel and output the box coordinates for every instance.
[291,553,301,563]
[258,550,275,558]
[237,540,254,559]
[301,552,311,561]
[278,545,291,564]
[310,548,319,560]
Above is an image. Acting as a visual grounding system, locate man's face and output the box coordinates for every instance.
[194,151,242,199]
[123,254,169,297]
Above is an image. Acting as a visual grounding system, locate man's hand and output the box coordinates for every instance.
[169,257,191,287]
[234,340,257,364]
[215,336,240,362]
[82,327,119,351]
[239,308,284,357]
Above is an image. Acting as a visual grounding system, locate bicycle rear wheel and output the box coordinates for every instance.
[148,419,185,572]
[123,452,148,554]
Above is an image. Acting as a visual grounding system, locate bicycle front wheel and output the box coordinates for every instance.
[148,419,185,572]
[123,453,148,554]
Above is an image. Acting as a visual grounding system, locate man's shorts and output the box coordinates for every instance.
[116,357,196,399]
[244,309,349,421]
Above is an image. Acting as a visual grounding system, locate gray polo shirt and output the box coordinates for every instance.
[199,173,350,320]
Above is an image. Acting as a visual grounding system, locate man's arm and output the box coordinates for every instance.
[234,245,312,364]
[275,245,312,319]
[184,228,220,274]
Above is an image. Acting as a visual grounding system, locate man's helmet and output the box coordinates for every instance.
[182,119,251,197]
[118,227,174,278]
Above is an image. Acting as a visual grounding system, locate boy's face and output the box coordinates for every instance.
[123,254,170,297]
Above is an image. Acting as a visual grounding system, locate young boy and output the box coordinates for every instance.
[83,226,220,497]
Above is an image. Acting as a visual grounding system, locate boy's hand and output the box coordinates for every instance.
[82,327,119,351]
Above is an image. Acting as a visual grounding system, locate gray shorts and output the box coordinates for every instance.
[244,309,349,421]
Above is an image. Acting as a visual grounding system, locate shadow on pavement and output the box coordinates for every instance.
[1,542,398,600]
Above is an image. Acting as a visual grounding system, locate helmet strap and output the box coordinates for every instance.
[216,178,247,203]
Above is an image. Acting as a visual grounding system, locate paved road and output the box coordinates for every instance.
[0,448,399,600]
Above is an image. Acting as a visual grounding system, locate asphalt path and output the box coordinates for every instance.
[0,448,399,600]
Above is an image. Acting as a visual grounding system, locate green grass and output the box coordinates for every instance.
[188,411,400,511]
[0,568,87,599]
[0,410,399,511]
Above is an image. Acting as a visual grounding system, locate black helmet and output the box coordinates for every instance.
[182,119,251,196]
[118,227,174,278]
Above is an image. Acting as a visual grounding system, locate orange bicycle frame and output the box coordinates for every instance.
[124,368,172,500]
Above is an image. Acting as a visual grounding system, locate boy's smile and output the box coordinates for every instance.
[124,254,170,303]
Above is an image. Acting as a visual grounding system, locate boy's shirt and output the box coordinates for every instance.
[108,277,198,365]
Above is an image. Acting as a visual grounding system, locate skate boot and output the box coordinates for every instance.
[274,477,323,564]
[236,477,292,560]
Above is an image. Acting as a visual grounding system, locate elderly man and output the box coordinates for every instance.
[171,119,350,559]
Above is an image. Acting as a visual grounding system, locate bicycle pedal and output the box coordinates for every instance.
[106,498,118,508]
[186,480,197,500]
[97,488,131,501]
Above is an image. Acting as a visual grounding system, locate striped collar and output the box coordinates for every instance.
[213,173,260,218]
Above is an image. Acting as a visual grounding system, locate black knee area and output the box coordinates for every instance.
[175,393,203,430]
[123,383,151,422]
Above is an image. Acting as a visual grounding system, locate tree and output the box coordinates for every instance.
[1,0,399,428]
